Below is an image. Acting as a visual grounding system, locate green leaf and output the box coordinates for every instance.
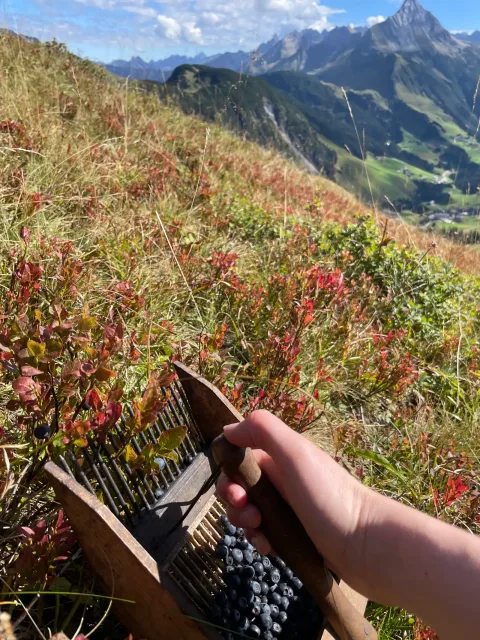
[27,339,45,358]
[77,315,98,332]
[156,426,187,453]
[124,445,138,465]
[157,449,179,463]
[346,447,406,482]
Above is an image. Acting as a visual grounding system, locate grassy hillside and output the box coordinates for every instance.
[1,35,480,640]
[162,66,480,218]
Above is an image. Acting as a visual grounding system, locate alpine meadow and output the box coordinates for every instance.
[1,0,480,639]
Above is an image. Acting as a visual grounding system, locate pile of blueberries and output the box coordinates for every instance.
[209,515,323,639]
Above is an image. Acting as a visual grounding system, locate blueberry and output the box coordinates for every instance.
[239,615,250,630]
[270,592,281,607]
[34,424,50,440]
[282,567,293,581]
[185,455,194,465]
[232,548,244,564]
[81,400,91,411]
[229,536,237,547]
[229,589,238,602]
[231,609,241,624]
[246,543,254,553]
[250,581,261,596]
[154,457,166,471]
[228,574,242,589]
[225,565,235,577]
[247,624,261,638]
[253,552,261,562]
[269,570,281,584]
[245,591,255,605]
[277,583,289,597]
[262,557,272,570]
[223,606,232,619]
[210,604,222,619]
[225,523,237,536]
[262,633,274,640]
[236,527,244,536]
[238,596,248,610]
[273,558,286,571]
[250,604,261,617]
[278,611,288,624]
[223,535,232,547]
[237,537,249,550]
[216,544,229,559]
[154,487,164,500]
[269,604,279,619]
[253,562,265,576]
[243,550,254,565]
[271,622,282,636]
[253,595,262,606]
[260,595,268,604]
[225,555,234,566]
[259,614,273,630]
[221,515,229,527]
[286,587,294,599]
[280,597,289,611]
[291,577,303,591]
[259,603,271,616]
[216,591,229,606]
[243,566,255,579]
[260,582,269,596]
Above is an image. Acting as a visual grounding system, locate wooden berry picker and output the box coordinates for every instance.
[46,362,377,640]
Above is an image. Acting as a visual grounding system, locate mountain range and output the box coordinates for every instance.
[113,0,480,214]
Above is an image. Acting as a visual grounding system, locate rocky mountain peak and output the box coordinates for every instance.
[374,0,461,52]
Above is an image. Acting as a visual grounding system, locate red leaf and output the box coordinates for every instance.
[55,510,65,531]
[21,365,43,377]
[86,388,102,411]
[94,366,116,382]
[20,226,30,244]
[12,376,38,402]
[79,361,96,376]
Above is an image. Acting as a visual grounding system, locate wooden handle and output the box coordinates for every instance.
[212,435,377,640]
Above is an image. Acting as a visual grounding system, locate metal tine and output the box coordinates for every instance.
[58,455,76,480]
[117,416,175,488]
[168,566,210,613]
[155,410,183,474]
[177,548,214,593]
[158,394,189,461]
[174,378,205,446]
[112,420,170,491]
[162,387,197,457]
[173,555,213,604]
[88,439,135,528]
[67,451,95,494]
[98,440,142,515]
[126,405,180,482]
[171,380,203,448]
[135,428,163,491]
[111,424,151,510]
[185,539,222,585]
[118,418,157,504]
[82,447,121,519]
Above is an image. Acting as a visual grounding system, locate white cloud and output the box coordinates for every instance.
[366,15,386,27]
[156,15,182,39]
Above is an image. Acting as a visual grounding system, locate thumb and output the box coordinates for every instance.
[223,410,305,463]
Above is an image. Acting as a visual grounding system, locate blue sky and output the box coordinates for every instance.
[2,0,479,63]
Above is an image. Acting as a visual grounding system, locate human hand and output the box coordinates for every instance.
[216,410,375,596]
